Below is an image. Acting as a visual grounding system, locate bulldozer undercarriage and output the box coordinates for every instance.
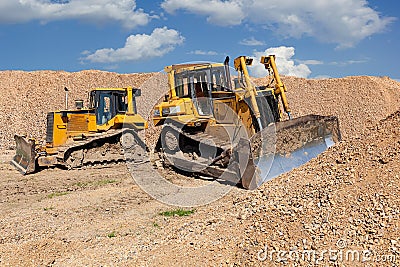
[61,130,147,170]
[11,129,148,174]
[152,123,239,182]
[152,114,341,189]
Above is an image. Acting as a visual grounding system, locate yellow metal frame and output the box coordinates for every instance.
[154,56,289,133]
[46,87,148,150]
[260,55,291,116]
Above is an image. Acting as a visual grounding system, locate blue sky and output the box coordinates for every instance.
[0,0,398,79]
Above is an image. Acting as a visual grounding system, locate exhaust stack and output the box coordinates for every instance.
[64,87,69,110]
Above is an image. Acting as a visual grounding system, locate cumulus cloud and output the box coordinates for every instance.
[249,46,311,78]
[161,0,244,26]
[239,37,265,46]
[0,0,152,29]
[296,59,324,65]
[329,59,369,66]
[188,50,218,55]
[161,0,395,47]
[84,27,184,63]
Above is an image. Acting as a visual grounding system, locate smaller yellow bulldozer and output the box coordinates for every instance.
[11,87,148,174]
[152,55,341,189]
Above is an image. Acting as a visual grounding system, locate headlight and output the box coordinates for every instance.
[154,109,160,116]
[162,107,170,116]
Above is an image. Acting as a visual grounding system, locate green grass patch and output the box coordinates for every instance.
[47,192,69,199]
[74,181,89,187]
[159,209,195,217]
[152,222,160,228]
[74,179,117,188]
[107,231,116,238]
[96,179,117,186]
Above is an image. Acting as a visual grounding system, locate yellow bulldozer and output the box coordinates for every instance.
[11,86,148,174]
[152,55,341,189]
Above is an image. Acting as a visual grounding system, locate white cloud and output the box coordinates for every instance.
[249,46,311,78]
[84,27,184,63]
[0,0,153,29]
[239,37,265,46]
[189,50,218,55]
[161,0,395,47]
[329,59,369,66]
[296,59,324,65]
[161,0,245,26]
[80,50,91,56]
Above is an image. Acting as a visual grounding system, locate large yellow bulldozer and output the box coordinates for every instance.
[11,86,148,174]
[152,55,341,189]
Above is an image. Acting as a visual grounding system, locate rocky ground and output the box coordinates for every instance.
[0,70,399,266]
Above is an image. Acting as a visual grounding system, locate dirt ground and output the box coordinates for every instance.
[1,110,400,266]
[1,71,400,266]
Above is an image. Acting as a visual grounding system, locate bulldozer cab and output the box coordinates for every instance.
[174,66,213,116]
[89,89,138,125]
[173,64,235,116]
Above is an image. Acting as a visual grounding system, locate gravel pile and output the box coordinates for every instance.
[255,75,400,138]
[1,71,399,153]
[132,110,400,266]
[229,110,400,265]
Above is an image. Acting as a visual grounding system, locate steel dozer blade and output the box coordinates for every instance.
[10,135,38,174]
[238,115,341,189]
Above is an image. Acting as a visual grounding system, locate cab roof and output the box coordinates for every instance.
[164,62,224,73]
[89,87,139,92]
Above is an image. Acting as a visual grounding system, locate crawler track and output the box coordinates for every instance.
[153,123,241,184]
[58,129,148,170]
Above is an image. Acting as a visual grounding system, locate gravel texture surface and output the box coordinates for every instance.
[1,71,399,151]
[0,70,399,266]
[256,75,400,138]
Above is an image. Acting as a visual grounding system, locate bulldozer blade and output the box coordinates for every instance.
[239,115,341,189]
[10,135,37,174]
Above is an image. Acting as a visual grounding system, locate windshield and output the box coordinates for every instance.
[210,66,231,91]
[89,90,136,125]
